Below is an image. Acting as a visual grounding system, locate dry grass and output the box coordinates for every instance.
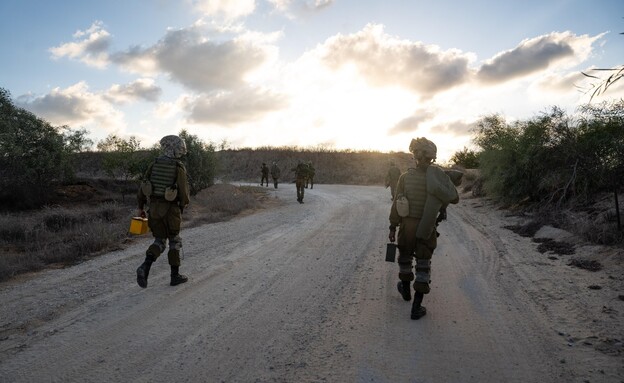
[0,183,271,282]
[0,203,130,281]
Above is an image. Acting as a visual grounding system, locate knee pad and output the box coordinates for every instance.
[147,238,166,258]
[168,235,182,251]
[398,271,414,282]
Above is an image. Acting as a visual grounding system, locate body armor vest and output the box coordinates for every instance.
[149,157,178,198]
[403,168,427,218]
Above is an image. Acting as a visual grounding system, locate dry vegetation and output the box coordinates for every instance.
[0,180,265,282]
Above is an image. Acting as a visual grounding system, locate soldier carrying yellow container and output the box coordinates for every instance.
[136,135,191,288]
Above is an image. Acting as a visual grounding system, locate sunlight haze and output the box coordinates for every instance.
[1,0,622,162]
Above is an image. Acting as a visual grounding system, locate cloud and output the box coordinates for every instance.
[316,24,473,96]
[187,86,288,125]
[105,78,162,103]
[113,24,275,92]
[192,0,255,20]
[533,71,586,94]
[389,110,435,135]
[49,21,111,68]
[16,82,124,131]
[431,120,474,136]
[111,45,160,75]
[268,0,335,17]
[477,32,603,84]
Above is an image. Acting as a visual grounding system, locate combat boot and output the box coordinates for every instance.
[170,266,188,286]
[397,281,411,301]
[136,255,154,288]
[411,292,427,320]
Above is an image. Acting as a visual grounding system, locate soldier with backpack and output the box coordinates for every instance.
[136,135,191,288]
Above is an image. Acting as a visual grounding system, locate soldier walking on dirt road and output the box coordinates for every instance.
[293,161,307,203]
[136,135,191,288]
[271,161,281,189]
[388,137,459,319]
[260,162,270,187]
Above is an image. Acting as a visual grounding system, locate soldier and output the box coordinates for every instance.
[305,161,315,189]
[260,162,269,187]
[385,161,401,200]
[136,135,191,288]
[270,161,281,189]
[292,161,307,203]
[388,137,459,319]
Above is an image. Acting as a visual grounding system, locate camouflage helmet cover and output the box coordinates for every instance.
[160,135,187,158]
[409,137,437,159]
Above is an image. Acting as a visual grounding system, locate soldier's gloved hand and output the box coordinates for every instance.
[436,209,447,224]
[388,226,396,242]
[139,209,146,219]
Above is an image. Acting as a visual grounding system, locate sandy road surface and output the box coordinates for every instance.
[0,184,622,382]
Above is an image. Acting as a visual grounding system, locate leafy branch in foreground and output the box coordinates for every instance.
[582,65,624,101]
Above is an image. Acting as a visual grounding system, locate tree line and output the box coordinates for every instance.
[0,88,217,209]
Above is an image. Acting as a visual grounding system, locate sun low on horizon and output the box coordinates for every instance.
[1,0,622,161]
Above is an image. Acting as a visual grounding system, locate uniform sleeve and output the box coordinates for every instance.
[177,165,191,207]
[389,174,405,227]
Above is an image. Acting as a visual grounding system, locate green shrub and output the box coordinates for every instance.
[0,88,91,209]
[179,130,218,196]
[473,102,624,206]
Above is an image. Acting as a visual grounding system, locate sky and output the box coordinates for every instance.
[1,0,623,162]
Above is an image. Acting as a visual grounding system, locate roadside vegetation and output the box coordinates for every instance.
[464,101,624,246]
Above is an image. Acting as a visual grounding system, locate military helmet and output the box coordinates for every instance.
[160,135,187,158]
[409,137,437,160]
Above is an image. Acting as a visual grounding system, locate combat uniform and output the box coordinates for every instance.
[305,162,315,189]
[293,162,307,203]
[270,162,281,189]
[136,135,191,288]
[389,137,459,319]
[261,163,270,187]
[385,162,401,200]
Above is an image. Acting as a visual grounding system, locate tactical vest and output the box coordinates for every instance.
[403,168,427,218]
[149,157,178,198]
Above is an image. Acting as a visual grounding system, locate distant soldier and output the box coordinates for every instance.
[305,161,315,189]
[385,161,401,200]
[136,135,191,288]
[260,162,269,187]
[292,161,307,203]
[270,161,281,189]
[389,137,459,320]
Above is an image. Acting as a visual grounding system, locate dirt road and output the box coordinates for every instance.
[1,184,622,382]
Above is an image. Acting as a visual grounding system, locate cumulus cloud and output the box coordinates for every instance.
[533,71,586,94]
[105,78,162,103]
[49,21,111,68]
[192,0,255,20]
[111,45,160,75]
[316,24,473,96]
[15,82,124,130]
[389,109,435,135]
[112,25,275,92]
[268,0,334,17]
[187,86,288,125]
[477,32,603,84]
[432,120,474,136]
